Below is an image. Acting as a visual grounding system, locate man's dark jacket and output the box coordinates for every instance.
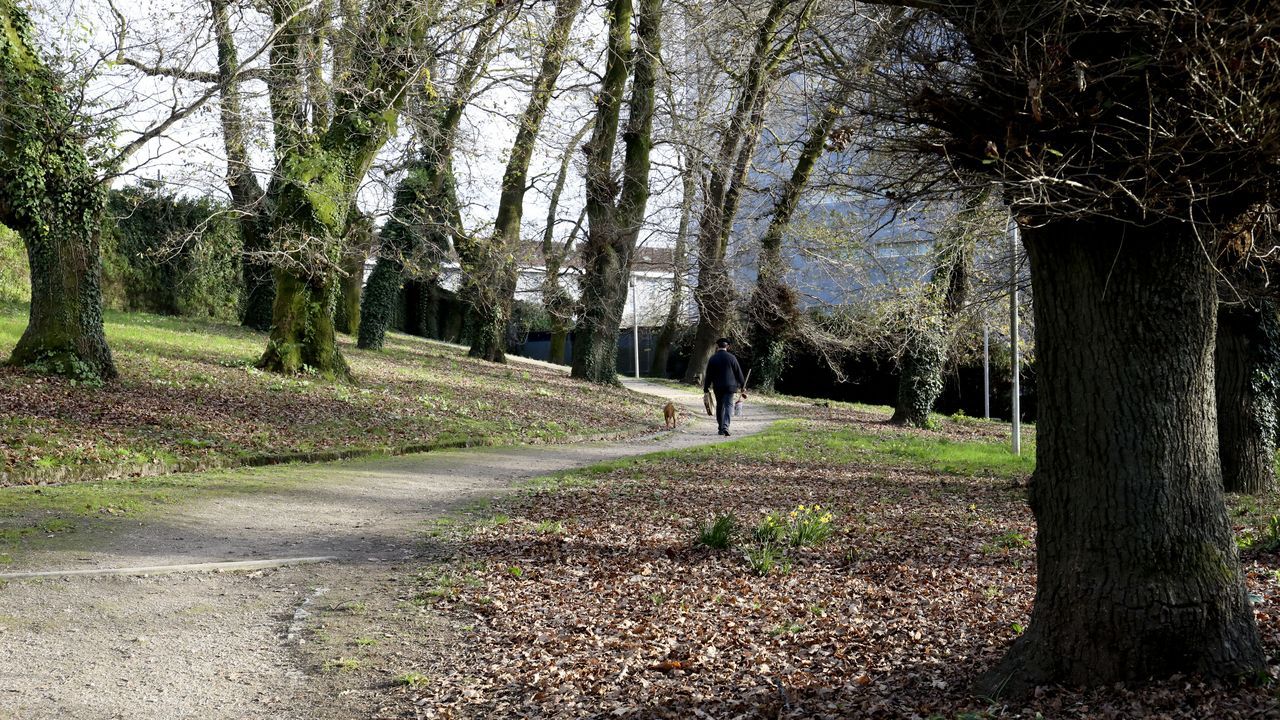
[703,349,746,393]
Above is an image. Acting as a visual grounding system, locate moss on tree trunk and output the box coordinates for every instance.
[334,250,364,336]
[571,0,661,384]
[259,270,348,378]
[257,0,424,378]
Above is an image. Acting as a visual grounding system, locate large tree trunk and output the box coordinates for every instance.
[10,220,116,382]
[573,253,632,381]
[422,280,443,339]
[333,212,371,336]
[570,0,662,384]
[976,220,1263,696]
[261,270,348,377]
[548,323,569,364]
[1216,302,1279,495]
[257,0,422,379]
[888,318,948,427]
[460,264,518,362]
[0,0,116,381]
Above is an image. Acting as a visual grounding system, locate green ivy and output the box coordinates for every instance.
[101,183,242,321]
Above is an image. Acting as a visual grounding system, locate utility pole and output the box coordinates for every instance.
[631,274,640,379]
[1009,216,1021,456]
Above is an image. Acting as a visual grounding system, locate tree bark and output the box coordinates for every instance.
[1216,302,1279,495]
[262,270,347,377]
[976,219,1264,696]
[209,0,275,332]
[333,215,370,336]
[571,0,662,384]
[541,123,591,367]
[0,0,116,381]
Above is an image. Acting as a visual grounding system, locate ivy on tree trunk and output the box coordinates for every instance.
[0,0,116,381]
[356,12,503,351]
[459,0,582,364]
[334,212,372,336]
[888,189,979,428]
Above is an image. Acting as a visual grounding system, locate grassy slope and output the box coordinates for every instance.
[368,407,1279,719]
[0,304,659,486]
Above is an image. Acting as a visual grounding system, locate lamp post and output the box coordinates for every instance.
[983,318,990,420]
[630,274,640,379]
[1009,215,1021,456]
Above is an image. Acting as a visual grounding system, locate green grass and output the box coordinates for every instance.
[572,419,1035,480]
[0,305,659,486]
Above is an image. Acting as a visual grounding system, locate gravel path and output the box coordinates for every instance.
[0,379,782,719]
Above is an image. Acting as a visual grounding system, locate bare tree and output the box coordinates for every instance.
[681,0,818,383]
[458,0,584,363]
[540,121,592,365]
[570,0,664,383]
[357,5,511,351]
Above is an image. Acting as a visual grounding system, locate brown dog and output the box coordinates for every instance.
[663,402,678,429]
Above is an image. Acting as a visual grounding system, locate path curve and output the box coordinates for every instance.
[0,379,782,720]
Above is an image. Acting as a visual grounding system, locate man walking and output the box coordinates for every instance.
[702,338,746,436]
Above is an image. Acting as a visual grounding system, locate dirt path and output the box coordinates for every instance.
[0,380,782,720]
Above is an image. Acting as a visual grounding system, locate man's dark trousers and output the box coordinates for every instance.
[715,389,736,434]
[704,347,745,435]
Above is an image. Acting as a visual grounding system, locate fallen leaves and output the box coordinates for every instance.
[386,412,1280,719]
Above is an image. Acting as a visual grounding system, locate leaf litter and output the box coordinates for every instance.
[386,408,1280,719]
